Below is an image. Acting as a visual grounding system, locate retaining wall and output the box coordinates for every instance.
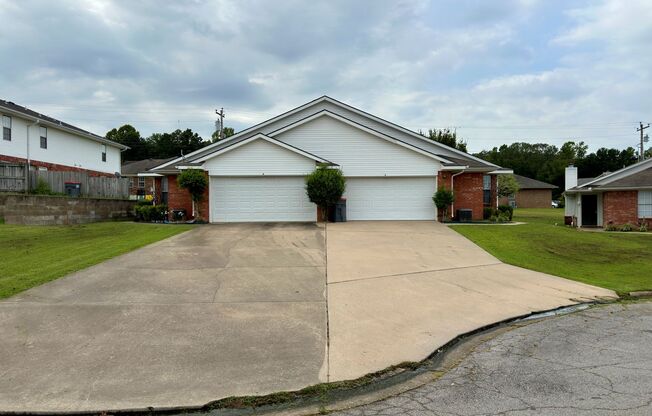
[0,194,135,225]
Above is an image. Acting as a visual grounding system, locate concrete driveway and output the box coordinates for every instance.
[0,221,616,412]
[0,223,327,412]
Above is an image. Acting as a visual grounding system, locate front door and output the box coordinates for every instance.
[581,194,598,226]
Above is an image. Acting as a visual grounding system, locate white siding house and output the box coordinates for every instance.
[149,96,509,223]
[1,100,126,175]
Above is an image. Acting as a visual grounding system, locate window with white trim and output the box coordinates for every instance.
[639,191,652,218]
[138,177,145,188]
[483,175,492,206]
[40,126,47,149]
[101,144,107,162]
[2,115,11,141]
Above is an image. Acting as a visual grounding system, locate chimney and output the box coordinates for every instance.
[565,165,578,190]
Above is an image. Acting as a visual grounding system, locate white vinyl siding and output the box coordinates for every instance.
[275,115,440,177]
[203,138,317,176]
[639,191,652,218]
[0,115,122,174]
[344,177,437,220]
[210,176,315,222]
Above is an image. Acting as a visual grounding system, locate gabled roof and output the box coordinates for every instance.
[567,158,652,192]
[152,96,499,172]
[267,110,452,164]
[513,174,557,190]
[0,99,128,150]
[121,158,175,175]
[194,133,336,165]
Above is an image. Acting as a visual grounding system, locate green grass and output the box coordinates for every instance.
[450,208,652,295]
[0,222,193,299]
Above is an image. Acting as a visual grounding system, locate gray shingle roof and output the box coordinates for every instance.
[602,167,652,188]
[121,158,175,175]
[513,174,557,189]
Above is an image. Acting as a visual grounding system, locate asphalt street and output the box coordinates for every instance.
[333,301,652,416]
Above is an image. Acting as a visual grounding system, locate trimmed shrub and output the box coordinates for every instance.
[305,165,346,221]
[620,223,633,232]
[497,205,514,221]
[433,188,455,222]
[483,207,496,220]
[135,204,168,222]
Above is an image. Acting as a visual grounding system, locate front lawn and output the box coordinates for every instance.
[450,208,652,295]
[0,222,193,299]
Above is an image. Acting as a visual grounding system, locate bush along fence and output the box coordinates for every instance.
[0,163,129,199]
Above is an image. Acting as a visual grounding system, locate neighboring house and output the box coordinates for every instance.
[0,99,127,176]
[122,158,174,202]
[564,159,652,227]
[145,96,511,222]
[499,174,557,208]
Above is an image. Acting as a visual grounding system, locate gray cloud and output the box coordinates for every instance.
[0,0,650,152]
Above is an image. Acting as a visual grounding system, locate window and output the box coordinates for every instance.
[138,177,145,188]
[639,191,652,218]
[40,126,47,149]
[483,175,492,206]
[101,144,106,162]
[129,178,134,188]
[2,115,11,141]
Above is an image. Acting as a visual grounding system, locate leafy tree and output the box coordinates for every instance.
[497,174,520,199]
[106,125,149,161]
[433,188,455,222]
[148,129,209,158]
[575,147,637,178]
[305,165,346,221]
[177,169,208,220]
[211,127,235,142]
[421,128,468,152]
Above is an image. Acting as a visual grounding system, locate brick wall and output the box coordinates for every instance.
[437,172,487,221]
[0,154,114,177]
[499,189,552,208]
[453,173,485,220]
[0,194,134,225]
[166,173,209,221]
[603,191,639,227]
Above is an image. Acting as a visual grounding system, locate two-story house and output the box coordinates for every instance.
[1,99,127,176]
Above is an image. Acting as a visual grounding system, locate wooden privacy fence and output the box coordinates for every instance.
[0,164,129,199]
[0,164,27,192]
[30,171,130,199]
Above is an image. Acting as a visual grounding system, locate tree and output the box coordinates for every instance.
[433,188,455,222]
[497,174,520,199]
[211,127,235,142]
[421,128,468,152]
[305,165,346,221]
[148,129,209,158]
[106,125,149,161]
[177,169,208,220]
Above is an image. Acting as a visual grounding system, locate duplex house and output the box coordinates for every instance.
[144,96,510,222]
[564,159,652,227]
[0,99,127,176]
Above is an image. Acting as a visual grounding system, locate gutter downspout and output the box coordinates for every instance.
[450,170,466,220]
[25,119,40,194]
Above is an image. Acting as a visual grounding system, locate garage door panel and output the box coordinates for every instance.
[344,177,436,220]
[211,177,315,222]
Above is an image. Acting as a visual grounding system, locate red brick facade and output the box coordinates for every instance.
[499,189,552,208]
[437,172,495,221]
[166,173,209,221]
[0,154,114,177]
[602,190,650,227]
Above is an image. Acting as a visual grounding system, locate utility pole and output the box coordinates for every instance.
[637,122,650,161]
[215,108,225,141]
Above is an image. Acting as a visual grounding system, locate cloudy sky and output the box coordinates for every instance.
[1,0,651,153]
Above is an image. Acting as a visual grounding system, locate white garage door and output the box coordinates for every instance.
[344,177,437,220]
[210,176,315,222]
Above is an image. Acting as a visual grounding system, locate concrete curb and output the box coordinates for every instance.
[0,298,620,416]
